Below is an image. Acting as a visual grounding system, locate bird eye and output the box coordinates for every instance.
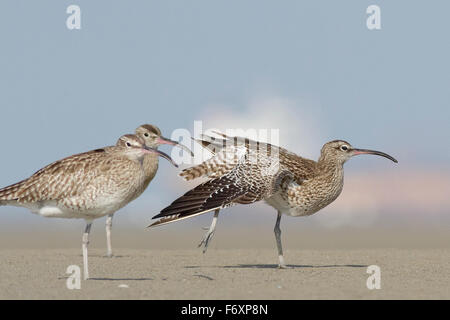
[340,145,349,151]
[126,142,131,147]
[144,133,149,137]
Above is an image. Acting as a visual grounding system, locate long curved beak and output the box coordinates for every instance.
[143,146,178,167]
[157,136,194,157]
[352,148,398,163]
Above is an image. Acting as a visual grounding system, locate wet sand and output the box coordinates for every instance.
[0,247,449,299]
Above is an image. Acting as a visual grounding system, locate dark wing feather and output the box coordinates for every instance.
[151,134,301,227]
[149,175,249,227]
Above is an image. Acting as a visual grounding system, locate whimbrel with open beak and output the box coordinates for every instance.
[104,124,193,257]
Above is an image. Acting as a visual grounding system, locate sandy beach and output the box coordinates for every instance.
[0,218,449,300]
[0,247,448,300]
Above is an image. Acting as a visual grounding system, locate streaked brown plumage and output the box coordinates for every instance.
[150,132,398,267]
[0,134,176,279]
[104,124,193,257]
[135,124,194,192]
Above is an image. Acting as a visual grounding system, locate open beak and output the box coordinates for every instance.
[144,146,178,168]
[157,136,194,157]
[352,148,398,163]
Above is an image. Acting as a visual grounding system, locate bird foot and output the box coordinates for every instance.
[198,230,215,254]
[278,264,292,269]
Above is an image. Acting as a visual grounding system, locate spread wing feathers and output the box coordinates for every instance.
[149,175,249,227]
[191,135,227,155]
[151,155,294,228]
[205,131,319,182]
[179,143,247,181]
[180,132,280,181]
[196,131,261,154]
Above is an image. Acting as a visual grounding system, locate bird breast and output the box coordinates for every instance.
[266,168,345,217]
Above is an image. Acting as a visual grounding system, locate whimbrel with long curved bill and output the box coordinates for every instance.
[150,132,398,268]
[104,124,194,257]
[0,134,177,279]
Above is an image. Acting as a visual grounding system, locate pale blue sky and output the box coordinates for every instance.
[0,1,449,230]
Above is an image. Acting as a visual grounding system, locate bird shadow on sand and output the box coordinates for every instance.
[193,274,215,280]
[185,264,367,269]
[89,277,153,281]
[229,264,368,269]
[77,254,130,258]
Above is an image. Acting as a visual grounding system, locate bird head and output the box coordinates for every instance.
[116,134,178,167]
[319,140,398,165]
[135,124,194,157]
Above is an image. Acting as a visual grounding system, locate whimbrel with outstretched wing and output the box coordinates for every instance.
[150,132,397,268]
[104,124,193,257]
[0,134,177,279]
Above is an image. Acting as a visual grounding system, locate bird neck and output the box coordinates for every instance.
[143,153,159,172]
[317,156,344,178]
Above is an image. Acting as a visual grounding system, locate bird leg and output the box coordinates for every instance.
[105,214,113,257]
[198,209,220,253]
[274,211,289,269]
[82,222,92,280]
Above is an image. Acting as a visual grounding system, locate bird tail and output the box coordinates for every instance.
[149,175,246,227]
[0,181,24,205]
